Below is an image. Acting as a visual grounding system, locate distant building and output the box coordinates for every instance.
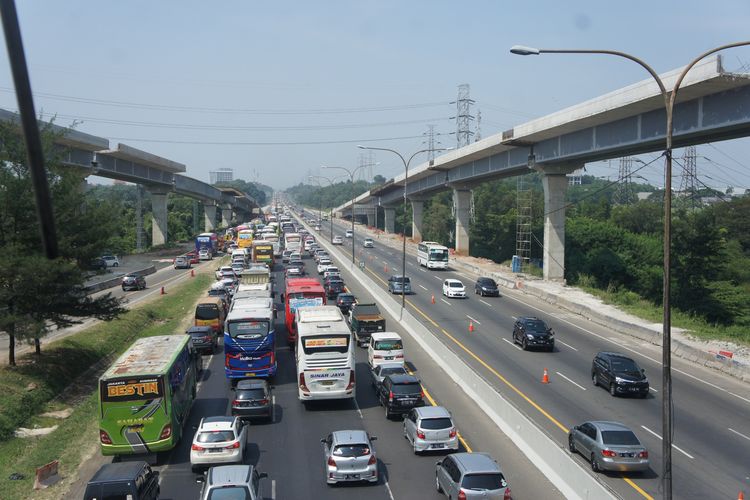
[210,168,234,184]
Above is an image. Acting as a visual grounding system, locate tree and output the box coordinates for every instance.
[0,121,125,365]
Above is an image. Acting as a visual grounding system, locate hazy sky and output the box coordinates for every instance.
[2,1,750,191]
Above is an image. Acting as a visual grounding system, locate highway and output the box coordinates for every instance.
[150,248,560,499]
[317,217,750,500]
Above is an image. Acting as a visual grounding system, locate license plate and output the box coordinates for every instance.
[621,452,634,457]
[430,444,445,449]
[345,474,360,479]
[320,380,336,386]
[245,373,256,377]
[128,425,144,432]
[384,356,393,360]
[208,448,223,453]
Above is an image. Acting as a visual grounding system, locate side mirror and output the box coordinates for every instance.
[195,475,205,484]
[152,470,160,479]
[320,438,326,443]
[370,436,377,441]
[258,472,268,480]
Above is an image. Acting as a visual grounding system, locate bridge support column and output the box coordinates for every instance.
[411,200,424,243]
[453,188,471,256]
[149,191,169,246]
[383,207,396,234]
[537,162,580,282]
[203,203,217,232]
[366,212,376,228]
[221,206,233,227]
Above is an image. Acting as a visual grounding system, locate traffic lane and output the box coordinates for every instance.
[340,277,563,499]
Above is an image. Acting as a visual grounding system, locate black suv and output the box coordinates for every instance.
[592,352,649,398]
[512,317,554,351]
[186,325,218,354]
[84,461,159,500]
[325,280,345,299]
[474,277,500,297]
[335,293,356,313]
[377,374,425,419]
[122,273,146,291]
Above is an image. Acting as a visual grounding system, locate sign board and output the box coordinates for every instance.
[34,460,60,490]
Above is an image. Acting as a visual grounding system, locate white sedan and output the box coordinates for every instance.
[190,416,247,473]
[442,279,466,298]
[332,236,343,245]
[317,259,333,275]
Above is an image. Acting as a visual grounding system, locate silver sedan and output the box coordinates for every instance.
[568,421,650,472]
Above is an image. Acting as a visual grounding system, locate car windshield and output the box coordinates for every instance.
[601,430,641,446]
[197,430,235,443]
[524,320,548,333]
[373,340,402,350]
[190,332,211,338]
[449,282,463,288]
[236,388,266,400]
[392,382,421,395]
[333,444,370,457]
[206,486,251,500]
[610,358,641,373]
[480,279,496,287]
[393,277,410,284]
[461,473,507,490]
[420,417,453,430]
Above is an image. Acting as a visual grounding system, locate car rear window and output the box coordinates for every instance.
[197,430,235,443]
[601,430,640,446]
[333,444,370,457]
[195,304,220,320]
[373,340,402,350]
[236,388,266,400]
[420,417,453,430]
[380,367,406,377]
[392,382,421,395]
[461,473,507,490]
[206,486,252,500]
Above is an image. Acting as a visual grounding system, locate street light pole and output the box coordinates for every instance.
[358,145,452,319]
[322,165,370,265]
[511,41,750,499]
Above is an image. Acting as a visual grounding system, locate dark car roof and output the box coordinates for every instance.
[337,293,355,300]
[88,461,148,483]
[187,326,213,334]
[385,374,420,385]
[477,277,497,284]
[597,351,635,361]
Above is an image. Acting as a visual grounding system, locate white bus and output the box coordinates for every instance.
[284,233,302,253]
[295,306,354,402]
[417,241,450,269]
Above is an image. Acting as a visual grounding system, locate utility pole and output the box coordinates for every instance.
[515,175,532,272]
[135,184,144,252]
[451,83,475,148]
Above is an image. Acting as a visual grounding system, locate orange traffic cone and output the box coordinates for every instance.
[190,269,195,277]
[541,368,550,384]
[160,286,166,295]
[468,321,475,333]
[431,295,435,304]
[738,492,744,500]
[384,264,388,273]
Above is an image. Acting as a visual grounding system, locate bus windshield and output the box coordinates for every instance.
[302,334,350,355]
[227,321,270,340]
[430,249,449,261]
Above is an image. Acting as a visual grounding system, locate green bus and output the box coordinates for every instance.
[99,335,199,457]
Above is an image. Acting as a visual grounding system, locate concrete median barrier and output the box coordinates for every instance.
[84,265,157,294]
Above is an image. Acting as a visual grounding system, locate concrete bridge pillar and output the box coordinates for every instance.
[453,188,472,256]
[367,212,376,228]
[221,206,233,227]
[411,199,424,243]
[536,162,581,282]
[383,207,396,234]
[203,203,217,232]
[149,191,169,246]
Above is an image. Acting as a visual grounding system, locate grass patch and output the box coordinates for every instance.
[578,283,750,345]
[0,271,215,499]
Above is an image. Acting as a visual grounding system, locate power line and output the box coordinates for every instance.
[106,134,424,146]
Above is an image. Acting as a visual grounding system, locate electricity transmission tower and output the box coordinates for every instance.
[422,124,444,162]
[451,84,475,148]
[516,175,533,273]
[358,150,377,182]
[614,156,635,205]
[679,146,699,208]
[475,109,482,142]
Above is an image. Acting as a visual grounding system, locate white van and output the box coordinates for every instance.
[367,332,404,368]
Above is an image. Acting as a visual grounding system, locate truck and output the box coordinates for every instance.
[348,303,386,347]
[195,232,218,256]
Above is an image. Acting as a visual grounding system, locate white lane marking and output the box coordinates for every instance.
[440,298,451,306]
[640,425,694,459]
[555,371,587,391]
[418,284,428,291]
[555,339,578,351]
[384,479,396,500]
[419,268,427,273]
[272,395,276,422]
[479,299,493,307]
[407,262,415,266]
[382,260,389,266]
[728,427,750,442]
[511,315,517,320]
[502,338,522,350]
[271,479,276,500]
[466,315,481,325]
[353,395,364,419]
[502,292,750,405]
[433,276,442,281]
[649,387,658,393]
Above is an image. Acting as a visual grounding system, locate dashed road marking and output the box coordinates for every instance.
[728,427,750,442]
[440,298,451,306]
[502,338,522,350]
[479,299,493,307]
[556,339,578,351]
[418,284,428,290]
[640,425,694,459]
[466,315,481,325]
[555,371,587,391]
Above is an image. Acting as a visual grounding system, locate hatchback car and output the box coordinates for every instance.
[317,259,333,274]
[403,406,459,454]
[345,229,353,238]
[322,430,378,485]
[325,281,346,299]
[231,379,272,422]
[370,363,408,390]
[199,249,212,261]
[568,421,650,472]
[174,255,191,269]
[335,293,357,313]
[363,238,374,248]
[190,416,247,472]
[388,275,411,294]
[197,465,266,500]
[512,317,555,352]
[332,235,343,245]
[323,267,341,280]
[187,325,218,354]
[378,374,425,419]
[285,265,305,278]
[216,266,235,280]
[442,279,466,298]
[474,277,500,297]
[282,250,293,263]
[101,254,120,267]
[122,274,146,291]
[592,352,649,397]
[435,452,511,500]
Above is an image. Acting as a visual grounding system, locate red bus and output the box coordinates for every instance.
[283,278,326,345]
